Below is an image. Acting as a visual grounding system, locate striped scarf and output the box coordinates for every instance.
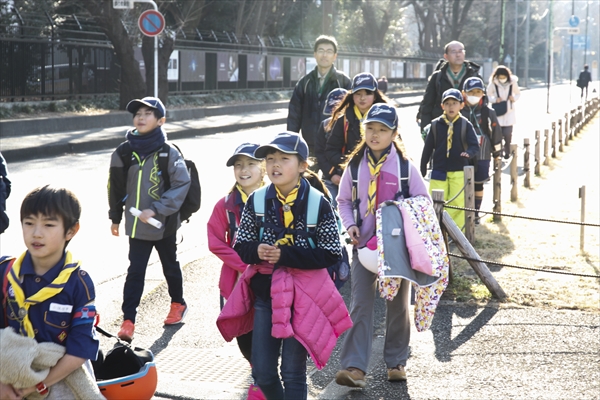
[6,251,80,338]
[365,150,389,216]
[441,113,460,158]
[275,180,301,246]
[353,105,366,137]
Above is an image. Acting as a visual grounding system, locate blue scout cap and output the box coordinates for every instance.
[226,143,263,167]
[323,88,348,115]
[254,132,309,161]
[363,103,398,130]
[463,77,485,92]
[351,72,378,93]
[126,97,166,118]
[442,88,463,103]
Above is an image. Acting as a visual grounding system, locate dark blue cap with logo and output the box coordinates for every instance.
[254,132,309,161]
[462,77,485,92]
[126,96,166,118]
[226,143,263,167]
[442,88,463,103]
[351,72,378,93]
[363,103,398,130]
[323,88,348,115]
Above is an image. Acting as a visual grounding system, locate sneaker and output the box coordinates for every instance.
[335,367,366,388]
[247,384,266,400]
[387,365,407,381]
[474,217,481,225]
[118,319,134,342]
[164,302,188,325]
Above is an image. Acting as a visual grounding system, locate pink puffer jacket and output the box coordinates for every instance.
[217,264,352,370]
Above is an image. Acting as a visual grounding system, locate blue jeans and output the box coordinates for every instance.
[251,297,308,400]
[324,179,339,209]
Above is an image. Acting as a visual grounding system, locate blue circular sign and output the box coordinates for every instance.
[138,10,165,37]
[569,15,580,27]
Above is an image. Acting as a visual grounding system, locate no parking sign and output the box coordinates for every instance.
[138,9,165,37]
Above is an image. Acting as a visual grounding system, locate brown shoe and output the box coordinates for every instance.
[335,367,366,388]
[387,365,407,381]
[117,319,134,343]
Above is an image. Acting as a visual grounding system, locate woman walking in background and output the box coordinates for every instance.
[487,65,520,159]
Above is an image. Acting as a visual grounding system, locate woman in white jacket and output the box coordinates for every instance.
[487,65,521,159]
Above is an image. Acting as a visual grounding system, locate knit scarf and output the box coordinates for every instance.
[7,251,80,338]
[365,149,390,216]
[126,126,167,158]
[441,113,460,158]
[447,64,466,88]
[274,180,301,246]
[353,105,366,137]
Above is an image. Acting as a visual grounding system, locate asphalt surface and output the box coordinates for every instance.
[1,88,599,399]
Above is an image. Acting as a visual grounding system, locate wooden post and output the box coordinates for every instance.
[564,113,570,145]
[551,121,556,158]
[442,210,507,300]
[510,144,518,201]
[570,109,575,139]
[558,119,564,152]
[523,138,530,188]
[543,129,549,166]
[580,186,586,252]
[464,166,475,243]
[576,106,582,135]
[432,189,445,224]
[534,130,541,175]
[493,157,502,222]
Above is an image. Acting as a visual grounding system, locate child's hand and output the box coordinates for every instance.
[347,226,360,246]
[460,152,470,158]
[0,383,21,400]
[330,174,341,185]
[138,209,156,224]
[17,386,35,397]
[258,243,280,264]
[110,223,120,237]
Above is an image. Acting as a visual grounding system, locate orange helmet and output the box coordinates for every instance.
[97,358,157,400]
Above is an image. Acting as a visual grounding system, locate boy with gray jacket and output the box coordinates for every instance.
[108,97,191,342]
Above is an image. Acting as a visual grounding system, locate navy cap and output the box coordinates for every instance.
[323,88,348,115]
[254,132,309,161]
[363,103,398,130]
[442,88,463,103]
[226,143,263,167]
[126,97,166,118]
[351,72,378,93]
[463,77,485,92]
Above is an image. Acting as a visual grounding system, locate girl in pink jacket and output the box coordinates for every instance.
[206,142,266,400]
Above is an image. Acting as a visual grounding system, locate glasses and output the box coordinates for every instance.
[316,49,335,56]
[448,48,465,55]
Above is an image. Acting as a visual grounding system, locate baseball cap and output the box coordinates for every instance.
[351,72,378,93]
[363,103,398,130]
[463,77,485,92]
[226,143,263,167]
[254,132,309,161]
[323,88,348,115]
[126,97,166,118]
[442,88,463,103]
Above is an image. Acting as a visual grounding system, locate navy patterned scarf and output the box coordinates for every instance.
[126,126,167,158]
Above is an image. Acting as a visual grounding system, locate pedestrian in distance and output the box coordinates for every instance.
[0,152,11,235]
[107,96,191,342]
[334,104,431,388]
[377,76,388,94]
[420,89,479,231]
[417,40,482,131]
[486,65,520,160]
[460,77,503,224]
[0,185,101,399]
[324,72,392,200]
[217,132,352,399]
[287,35,352,170]
[206,143,266,400]
[577,64,592,100]
[315,87,348,208]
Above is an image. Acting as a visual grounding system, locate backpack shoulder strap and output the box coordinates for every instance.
[252,186,268,241]
[158,143,172,190]
[431,119,438,145]
[1,257,15,328]
[224,193,238,244]
[341,114,349,155]
[396,155,410,199]
[460,117,468,151]
[305,186,323,249]
[117,141,133,169]
[350,161,362,228]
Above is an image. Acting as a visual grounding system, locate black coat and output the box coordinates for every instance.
[287,66,351,148]
[324,108,363,179]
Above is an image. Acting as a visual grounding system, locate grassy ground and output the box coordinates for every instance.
[445,115,600,311]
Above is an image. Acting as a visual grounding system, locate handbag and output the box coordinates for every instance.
[492,83,513,116]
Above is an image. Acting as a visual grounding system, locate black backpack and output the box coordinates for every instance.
[117,142,201,223]
[430,116,478,172]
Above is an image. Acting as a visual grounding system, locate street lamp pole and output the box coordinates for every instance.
[524,0,531,87]
[584,1,590,65]
[569,0,574,102]
[514,0,518,74]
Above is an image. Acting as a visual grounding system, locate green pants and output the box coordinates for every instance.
[430,171,465,231]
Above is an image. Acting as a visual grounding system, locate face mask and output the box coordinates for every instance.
[466,95,481,105]
[498,77,508,83]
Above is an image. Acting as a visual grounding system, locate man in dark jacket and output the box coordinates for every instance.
[287,35,352,155]
[577,64,592,99]
[417,41,482,130]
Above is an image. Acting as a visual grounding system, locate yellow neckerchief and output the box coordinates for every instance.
[353,105,366,137]
[274,180,301,246]
[6,251,80,338]
[236,181,265,205]
[441,113,461,158]
[365,149,390,216]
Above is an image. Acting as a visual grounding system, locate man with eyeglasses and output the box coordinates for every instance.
[287,35,351,170]
[417,41,482,131]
